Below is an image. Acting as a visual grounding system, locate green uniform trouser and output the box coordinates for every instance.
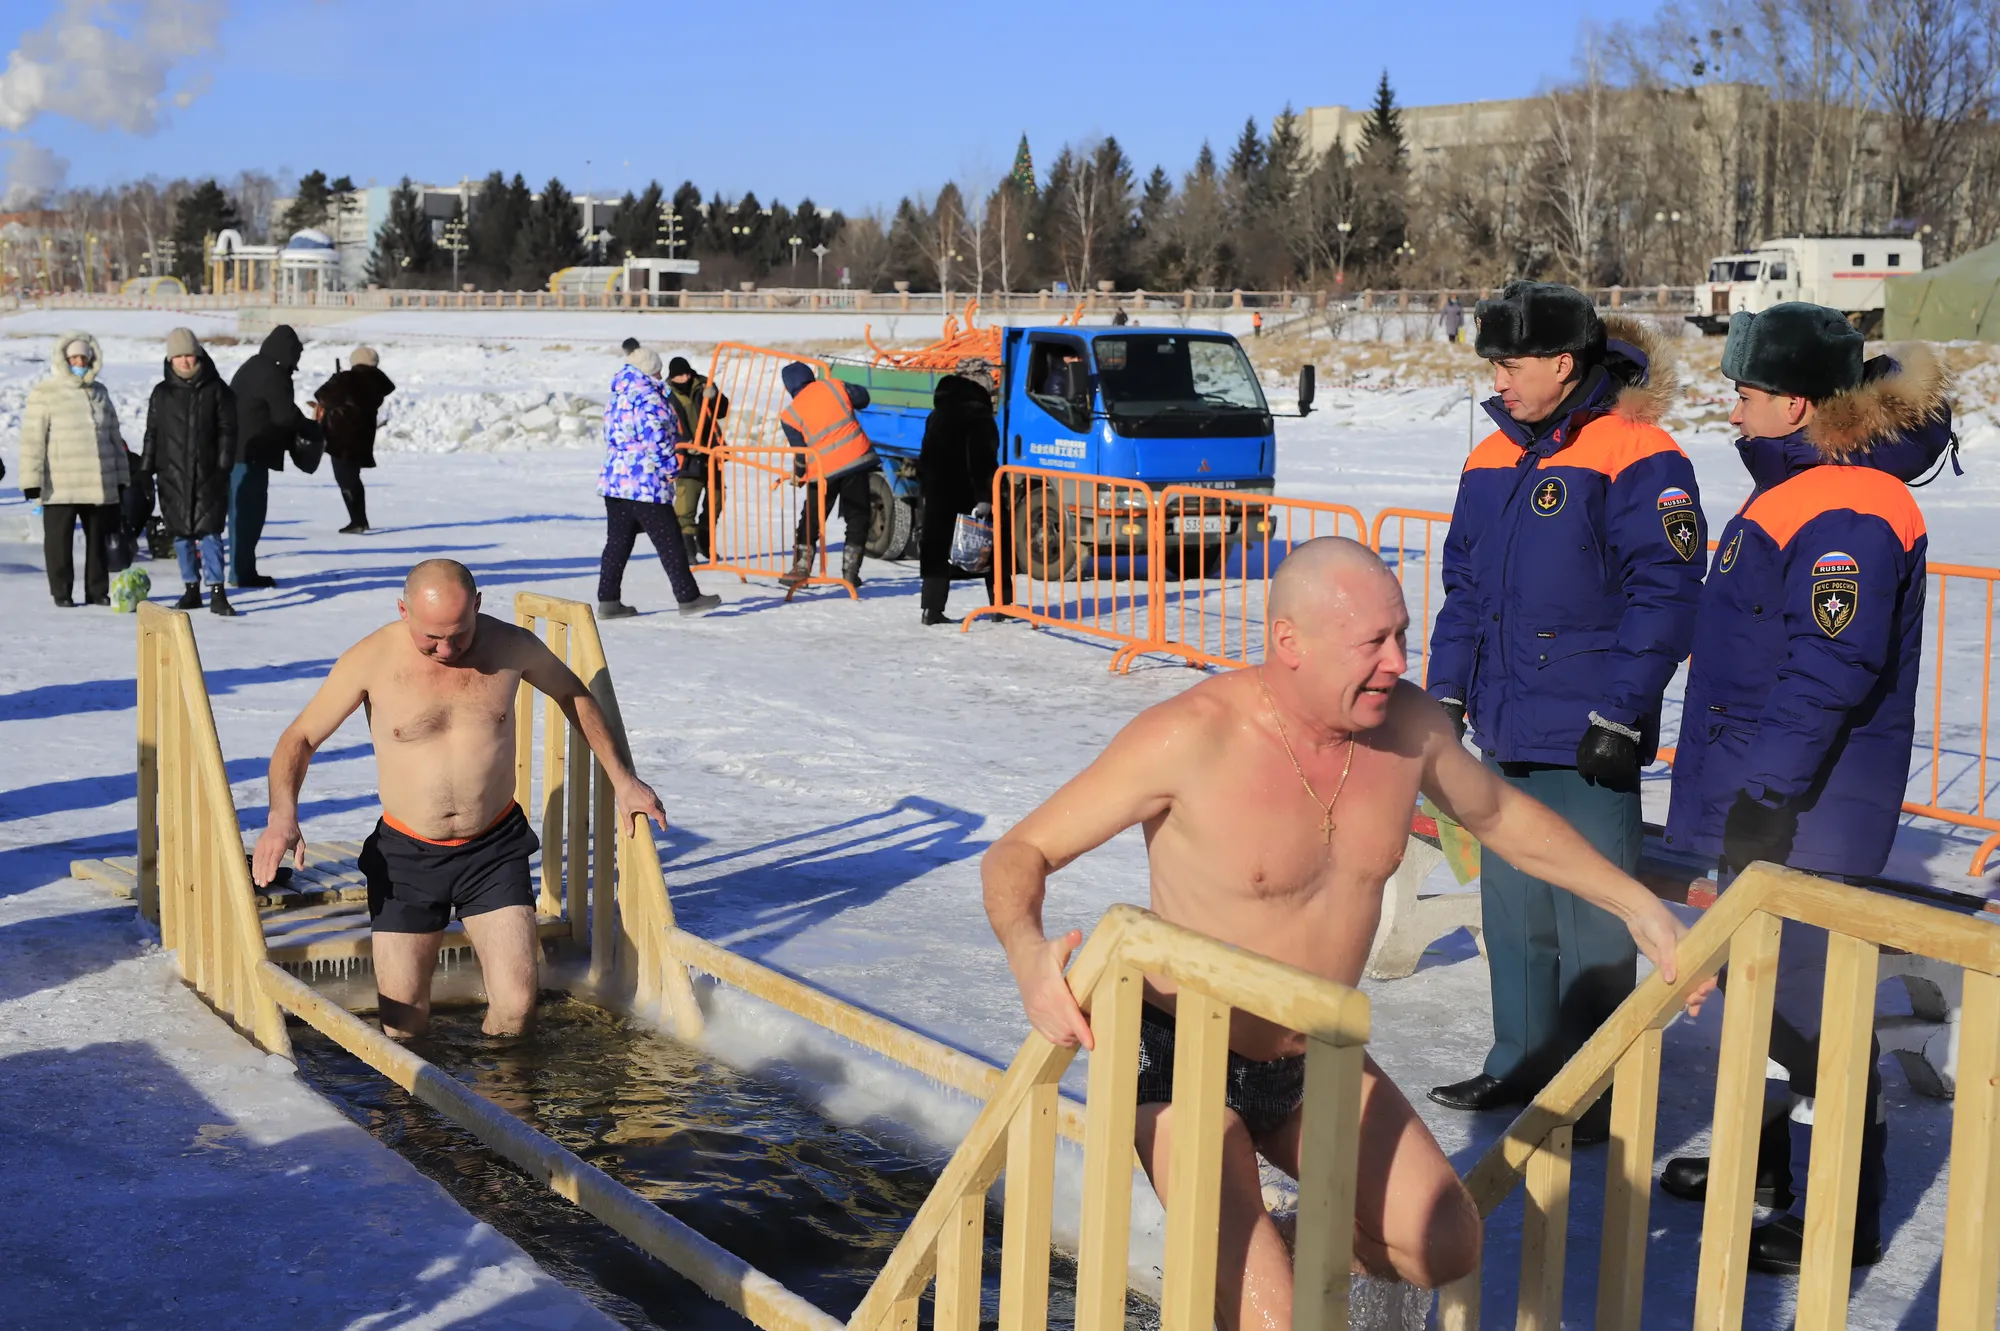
[673,474,704,539]
[1479,762,1641,1087]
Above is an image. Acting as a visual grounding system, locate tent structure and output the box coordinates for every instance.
[1886,239,2000,341]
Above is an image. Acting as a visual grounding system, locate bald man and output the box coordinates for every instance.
[252,559,666,1038]
[984,537,1707,1326]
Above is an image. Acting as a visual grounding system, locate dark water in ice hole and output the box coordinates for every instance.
[291,995,1160,1331]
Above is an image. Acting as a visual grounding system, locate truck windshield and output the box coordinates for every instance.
[1710,260,1763,282]
[1093,336,1269,436]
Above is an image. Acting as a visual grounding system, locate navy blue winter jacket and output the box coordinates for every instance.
[1428,321,1705,765]
[1665,348,1952,875]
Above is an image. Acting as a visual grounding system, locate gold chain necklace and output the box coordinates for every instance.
[1258,668,1356,845]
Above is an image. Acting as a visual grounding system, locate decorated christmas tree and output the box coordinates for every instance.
[1011,134,1037,195]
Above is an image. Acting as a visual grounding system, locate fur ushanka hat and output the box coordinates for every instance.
[1474,281,1607,362]
[1720,302,1866,402]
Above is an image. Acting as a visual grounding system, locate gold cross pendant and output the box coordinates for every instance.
[1322,809,1336,845]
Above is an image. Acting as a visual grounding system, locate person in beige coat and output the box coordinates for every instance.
[20,332,129,607]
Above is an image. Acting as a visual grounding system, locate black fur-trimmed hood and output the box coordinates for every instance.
[1599,314,1677,427]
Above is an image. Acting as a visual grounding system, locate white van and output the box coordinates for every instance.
[1690,236,1923,336]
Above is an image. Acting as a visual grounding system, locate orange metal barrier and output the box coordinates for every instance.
[964,466,1158,649]
[1896,561,2000,874]
[1112,488,1367,672]
[691,343,853,599]
[1369,507,1453,689]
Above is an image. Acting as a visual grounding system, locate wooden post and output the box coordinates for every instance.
[934,1190,986,1331]
[1795,932,1880,1329]
[1597,1028,1663,1330]
[1294,1036,1367,1331]
[1519,1126,1574,1331]
[567,717,589,945]
[1160,990,1230,1330]
[1073,962,1142,1331]
[1940,967,2000,1327]
[539,620,569,916]
[589,759,615,987]
[1694,909,1784,1331]
[999,1080,1059,1331]
[136,621,159,922]
[1438,1269,1481,1330]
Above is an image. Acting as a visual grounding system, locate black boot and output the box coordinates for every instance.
[208,584,236,617]
[921,576,955,625]
[682,531,701,566]
[174,582,203,610]
[1661,1111,1795,1208]
[841,541,865,589]
[778,543,814,588]
[339,486,369,534]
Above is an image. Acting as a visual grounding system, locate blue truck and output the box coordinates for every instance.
[829,324,1311,578]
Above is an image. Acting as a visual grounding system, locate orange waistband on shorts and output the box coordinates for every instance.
[381,802,518,847]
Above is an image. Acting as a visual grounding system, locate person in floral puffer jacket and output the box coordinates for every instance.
[596,348,718,618]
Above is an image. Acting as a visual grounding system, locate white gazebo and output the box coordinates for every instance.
[278,228,341,298]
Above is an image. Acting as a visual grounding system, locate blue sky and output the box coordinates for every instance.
[7,0,1667,212]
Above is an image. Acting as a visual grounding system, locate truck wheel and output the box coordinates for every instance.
[864,470,912,559]
[1157,542,1222,582]
[1014,481,1080,581]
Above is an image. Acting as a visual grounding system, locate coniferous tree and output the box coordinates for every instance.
[278,169,333,236]
[468,171,532,288]
[1354,72,1410,280]
[1358,70,1407,166]
[171,179,240,291]
[1011,134,1037,195]
[607,180,667,260]
[511,177,584,289]
[367,177,438,287]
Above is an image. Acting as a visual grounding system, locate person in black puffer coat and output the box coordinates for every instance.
[314,345,396,534]
[228,323,321,588]
[917,366,1002,624]
[141,327,239,615]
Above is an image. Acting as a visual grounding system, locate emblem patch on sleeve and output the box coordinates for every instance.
[1719,529,1743,574]
[1811,551,1859,637]
[1658,487,1699,561]
[1531,475,1566,516]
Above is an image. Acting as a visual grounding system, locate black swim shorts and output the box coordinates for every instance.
[1134,1000,1306,1138]
[359,803,540,935]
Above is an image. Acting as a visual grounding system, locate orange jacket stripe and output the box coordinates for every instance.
[780,379,872,477]
[1742,465,1927,552]
[1463,417,1687,479]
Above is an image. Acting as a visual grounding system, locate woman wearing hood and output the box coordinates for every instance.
[20,332,129,608]
[140,328,239,616]
[596,348,719,619]
[915,366,1001,624]
[1658,304,1956,1275]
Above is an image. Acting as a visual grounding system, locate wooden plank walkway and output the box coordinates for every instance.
[70,841,569,967]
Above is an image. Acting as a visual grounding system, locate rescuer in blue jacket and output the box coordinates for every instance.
[1657,303,1954,1275]
[1424,282,1706,1133]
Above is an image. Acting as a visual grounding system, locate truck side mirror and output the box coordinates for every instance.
[1059,361,1088,407]
[1297,364,1316,416]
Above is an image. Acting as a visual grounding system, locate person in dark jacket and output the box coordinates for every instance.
[917,367,1001,624]
[1656,304,1953,1275]
[666,356,727,564]
[228,323,322,588]
[314,345,395,534]
[141,327,239,616]
[1425,282,1706,1129]
[777,361,879,589]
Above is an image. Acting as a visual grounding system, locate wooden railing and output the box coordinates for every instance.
[1438,861,2000,1330]
[847,903,1374,1331]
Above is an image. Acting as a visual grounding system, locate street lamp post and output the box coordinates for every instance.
[441,216,468,291]
[788,235,802,282]
[1336,220,1352,288]
[811,242,829,287]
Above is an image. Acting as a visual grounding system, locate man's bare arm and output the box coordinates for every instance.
[1411,689,1713,1015]
[251,643,373,886]
[982,698,1194,1048]
[514,627,667,835]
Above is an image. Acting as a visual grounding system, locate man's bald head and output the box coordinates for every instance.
[1268,537,1394,629]
[405,559,477,604]
[399,560,481,662]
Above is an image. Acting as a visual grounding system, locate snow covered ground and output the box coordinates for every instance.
[1,310,1996,1327]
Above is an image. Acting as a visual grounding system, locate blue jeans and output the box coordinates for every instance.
[227,462,269,583]
[175,534,224,585]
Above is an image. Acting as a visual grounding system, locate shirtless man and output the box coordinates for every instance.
[983,537,1710,1326]
[251,559,666,1039]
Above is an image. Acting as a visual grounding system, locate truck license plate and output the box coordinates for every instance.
[1177,515,1226,535]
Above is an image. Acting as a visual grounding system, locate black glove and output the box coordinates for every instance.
[22,487,39,502]
[1575,718,1641,793]
[1722,790,1799,872]
[1439,699,1467,740]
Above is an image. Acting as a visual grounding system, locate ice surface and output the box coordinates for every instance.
[1,314,1992,1326]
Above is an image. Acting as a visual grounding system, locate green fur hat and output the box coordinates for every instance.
[1473,281,1606,362]
[1720,303,1865,401]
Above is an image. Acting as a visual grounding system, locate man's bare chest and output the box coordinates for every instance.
[366,664,519,744]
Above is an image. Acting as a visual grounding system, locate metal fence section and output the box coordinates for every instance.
[966,466,1159,650]
[1369,507,1454,689]
[692,344,854,599]
[1909,561,2000,874]
[1115,488,1367,673]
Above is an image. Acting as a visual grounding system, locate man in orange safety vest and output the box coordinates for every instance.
[778,360,881,588]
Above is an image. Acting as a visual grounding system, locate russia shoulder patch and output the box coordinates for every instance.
[1811,551,1859,637]
[1659,488,1699,562]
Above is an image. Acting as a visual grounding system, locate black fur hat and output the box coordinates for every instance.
[1720,303,1865,401]
[1473,281,1606,362]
